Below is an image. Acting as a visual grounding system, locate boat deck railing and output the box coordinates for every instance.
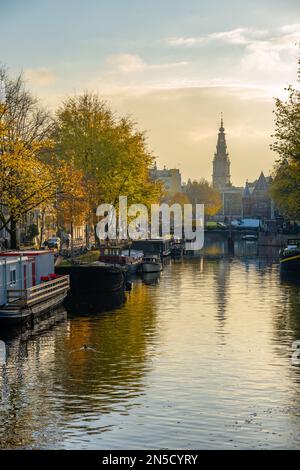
[7,275,70,307]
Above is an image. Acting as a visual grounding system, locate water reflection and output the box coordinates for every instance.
[0,283,158,449]
[1,244,300,449]
[141,272,161,285]
[201,234,280,265]
[65,289,126,315]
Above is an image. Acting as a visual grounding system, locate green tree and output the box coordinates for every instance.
[270,53,300,219]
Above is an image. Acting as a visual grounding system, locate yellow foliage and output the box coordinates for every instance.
[54,93,163,214]
[0,118,58,230]
[185,179,222,216]
[56,162,90,226]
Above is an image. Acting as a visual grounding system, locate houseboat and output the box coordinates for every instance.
[279,240,300,273]
[98,249,143,274]
[0,251,69,325]
[55,262,125,294]
[121,249,144,273]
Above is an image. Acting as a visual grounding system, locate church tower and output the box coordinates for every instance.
[212,115,231,190]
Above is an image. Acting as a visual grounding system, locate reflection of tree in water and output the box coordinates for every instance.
[273,277,300,346]
[0,282,158,448]
[0,310,68,448]
[271,276,300,436]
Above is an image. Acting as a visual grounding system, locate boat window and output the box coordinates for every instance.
[10,268,17,286]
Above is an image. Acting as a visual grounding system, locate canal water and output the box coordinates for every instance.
[0,242,300,449]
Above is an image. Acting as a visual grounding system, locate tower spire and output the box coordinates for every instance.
[212,115,231,189]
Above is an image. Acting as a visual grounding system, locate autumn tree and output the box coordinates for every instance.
[168,192,190,207]
[53,93,162,233]
[185,179,222,217]
[270,161,300,220]
[0,69,60,248]
[270,53,300,219]
[56,161,90,251]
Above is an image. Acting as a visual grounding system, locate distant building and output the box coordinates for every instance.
[212,115,231,190]
[212,117,243,218]
[242,172,274,219]
[211,117,274,220]
[221,188,243,218]
[150,163,182,196]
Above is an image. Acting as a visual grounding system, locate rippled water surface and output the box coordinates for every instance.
[1,248,300,449]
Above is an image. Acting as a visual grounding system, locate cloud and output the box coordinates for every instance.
[165,28,268,47]
[24,67,56,86]
[206,28,269,45]
[279,23,300,34]
[239,26,300,84]
[166,23,300,55]
[167,37,204,47]
[106,53,188,74]
[165,24,299,93]
[106,54,145,73]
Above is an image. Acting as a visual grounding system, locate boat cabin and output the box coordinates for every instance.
[0,256,30,306]
[0,251,55,307]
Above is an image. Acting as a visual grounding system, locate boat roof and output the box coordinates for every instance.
[0,255,30,265]
[121,250,144,257]
[0,250,54,257]
[231,218,261,228]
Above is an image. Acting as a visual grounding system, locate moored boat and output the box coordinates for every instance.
[279,239,300,273]
[55,262,125,293]
[0,251,69,325]
[98,246,143,274]
[141,255,162,273]
[121,249,144,273]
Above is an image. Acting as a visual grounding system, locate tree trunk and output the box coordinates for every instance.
[10,219,18,250]
[85,223,89,249]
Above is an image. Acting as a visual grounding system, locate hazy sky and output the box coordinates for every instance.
[1,0,300,185]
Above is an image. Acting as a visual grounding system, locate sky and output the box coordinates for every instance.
[1,0,300,185]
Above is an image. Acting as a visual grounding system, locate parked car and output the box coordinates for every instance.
[43,237,61,250]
